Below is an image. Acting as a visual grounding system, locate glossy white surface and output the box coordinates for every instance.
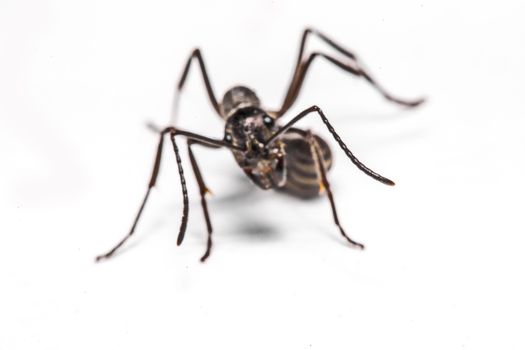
[1,1,524,349]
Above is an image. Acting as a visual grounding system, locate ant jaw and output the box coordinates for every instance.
[241,153,285,190]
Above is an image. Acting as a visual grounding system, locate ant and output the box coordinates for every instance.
[96,28,424,263]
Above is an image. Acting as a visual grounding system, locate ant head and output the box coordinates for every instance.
[224,107,286,189]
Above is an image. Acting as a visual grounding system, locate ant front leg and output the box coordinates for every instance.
[276,28,424,116]
[166,127,244,248]
[187,139,220,262]
[96,126,237,262]
[95,128,191,262]
[306,131,364,249]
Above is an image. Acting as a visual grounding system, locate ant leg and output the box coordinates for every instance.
[277,28,359,116]
[95,131,169,262]
[168,132,190,247]
[96,125,238,262]
[294,28,359,69]
[170,49,221,124]
[187,140,219,262]
[306,131,364,249]
[277,50,424,117]
[164,127,242,245]
[266,105,395,186]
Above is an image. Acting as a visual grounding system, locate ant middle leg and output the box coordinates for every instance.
[294,28,360,70]
[171,49,221,124]
[95,130,170,261]
[96,127,236,262]
[95,128,192,262]
[283,28,360,105]
[277,28,424,116]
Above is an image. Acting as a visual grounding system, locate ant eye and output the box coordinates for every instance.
[224,133,232,143]
[263,116,274,127]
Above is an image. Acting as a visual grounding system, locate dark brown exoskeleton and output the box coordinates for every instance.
[96,28,424,263]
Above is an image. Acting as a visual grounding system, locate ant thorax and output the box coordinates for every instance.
[220,86,261,119]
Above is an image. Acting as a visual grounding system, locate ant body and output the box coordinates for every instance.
[96,28,424,262]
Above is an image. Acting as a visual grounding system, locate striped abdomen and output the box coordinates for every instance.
[279,131,332,199]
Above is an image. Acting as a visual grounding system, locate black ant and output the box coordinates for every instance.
[96,28,424,263]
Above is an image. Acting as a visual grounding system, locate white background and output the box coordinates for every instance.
[1,0,524,349]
